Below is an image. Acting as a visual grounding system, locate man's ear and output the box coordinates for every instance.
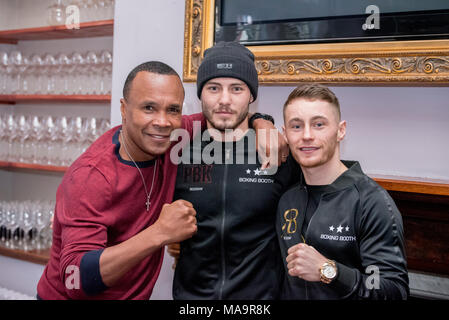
[249,94,254,104]
[282,125,287,142]
[120,98,126,124]
[337,120,346,142]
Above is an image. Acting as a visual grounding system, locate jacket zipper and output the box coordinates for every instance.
[303,185,324,300]
[218,148,230,299]
[302,185,310,299]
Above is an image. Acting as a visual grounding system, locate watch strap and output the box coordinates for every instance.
[249,113,275,128]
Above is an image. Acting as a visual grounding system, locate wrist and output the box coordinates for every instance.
[249,113,275,128]
[320,259,338,284]
[142,223,169,249]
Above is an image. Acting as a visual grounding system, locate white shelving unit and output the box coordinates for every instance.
[0,0,115,299]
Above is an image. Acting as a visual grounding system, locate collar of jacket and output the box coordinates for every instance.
[299,160,365,194]
[194,129,257,151]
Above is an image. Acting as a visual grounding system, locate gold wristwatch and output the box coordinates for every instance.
[320,260,337,284]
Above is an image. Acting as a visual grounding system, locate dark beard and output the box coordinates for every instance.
[202,105,249,132]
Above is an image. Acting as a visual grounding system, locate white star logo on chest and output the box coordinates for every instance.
[254,168,261,176]
[337,225,343,233]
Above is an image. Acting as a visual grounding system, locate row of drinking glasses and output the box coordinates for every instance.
[48,0,115,25]
[0,114,111,166]
[0,50,113,95]
[0,200,54,251]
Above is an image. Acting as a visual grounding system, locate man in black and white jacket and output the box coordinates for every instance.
[277,83,409,300]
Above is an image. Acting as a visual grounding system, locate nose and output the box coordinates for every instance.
[302,124,314,140]
[152,111,171,128]
[218,89,231,106]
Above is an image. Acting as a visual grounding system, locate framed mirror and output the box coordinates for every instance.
[183,0,449,84]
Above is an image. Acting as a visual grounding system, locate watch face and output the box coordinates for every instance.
[323,265,336,279]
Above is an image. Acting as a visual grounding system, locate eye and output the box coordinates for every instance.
[144,105,155,111]
[232,86,244,92]
[314,122,325,128]
[168,106,181,114]
[207,85,218,92]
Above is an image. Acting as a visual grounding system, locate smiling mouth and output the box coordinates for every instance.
[146,133,170,140]
[300,147,319,152]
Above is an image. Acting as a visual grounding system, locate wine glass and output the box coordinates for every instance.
[21,201,35,251]
[36,201,52,250]
[105,0,115,20]
[30,54,44,94]
[78,0,90,23]
[98,118,111,136]
[96,0,107,20]
[16,202,26,250]
[79,117,91,154]
[44,201,55,249]
[0,114,8,160]
[9,51,22,94]
[54,116,69,165]
[17,114,31,163]
[99,50,112,94]
[30,116,44,164]
[65,116,79,163]
[47,0,65,26]
[42,115,55,165]
[87,0,99,22]
[71,52,85,94]
[73,116,85,158]
[43,54,57,94]
[0,51,8,94]
[86,117,98,147]
[4,202,18,249]
[57,53,71,94]
[85,51,99,94]
[20,55,31,94]
[6,114,18,162]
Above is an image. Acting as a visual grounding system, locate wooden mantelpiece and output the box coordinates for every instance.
[373,175,449,197]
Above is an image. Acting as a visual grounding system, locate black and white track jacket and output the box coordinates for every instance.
[277,161,409,300]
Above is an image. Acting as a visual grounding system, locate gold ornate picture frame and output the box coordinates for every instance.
[183,0,449,85]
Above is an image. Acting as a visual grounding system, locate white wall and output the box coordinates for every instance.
[110,0,449,300]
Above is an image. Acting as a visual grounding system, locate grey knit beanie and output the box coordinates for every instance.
[196,41,258,100]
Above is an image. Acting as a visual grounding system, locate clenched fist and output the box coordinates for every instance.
[286,243,328,282]
[154,200,197,246]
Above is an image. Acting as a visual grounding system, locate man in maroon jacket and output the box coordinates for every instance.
[37,61,201,299]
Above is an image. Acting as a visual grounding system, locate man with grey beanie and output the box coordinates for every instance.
[169,41,301,299]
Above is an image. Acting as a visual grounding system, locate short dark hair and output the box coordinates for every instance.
[123,61,181,100]
[283,83,341,121]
